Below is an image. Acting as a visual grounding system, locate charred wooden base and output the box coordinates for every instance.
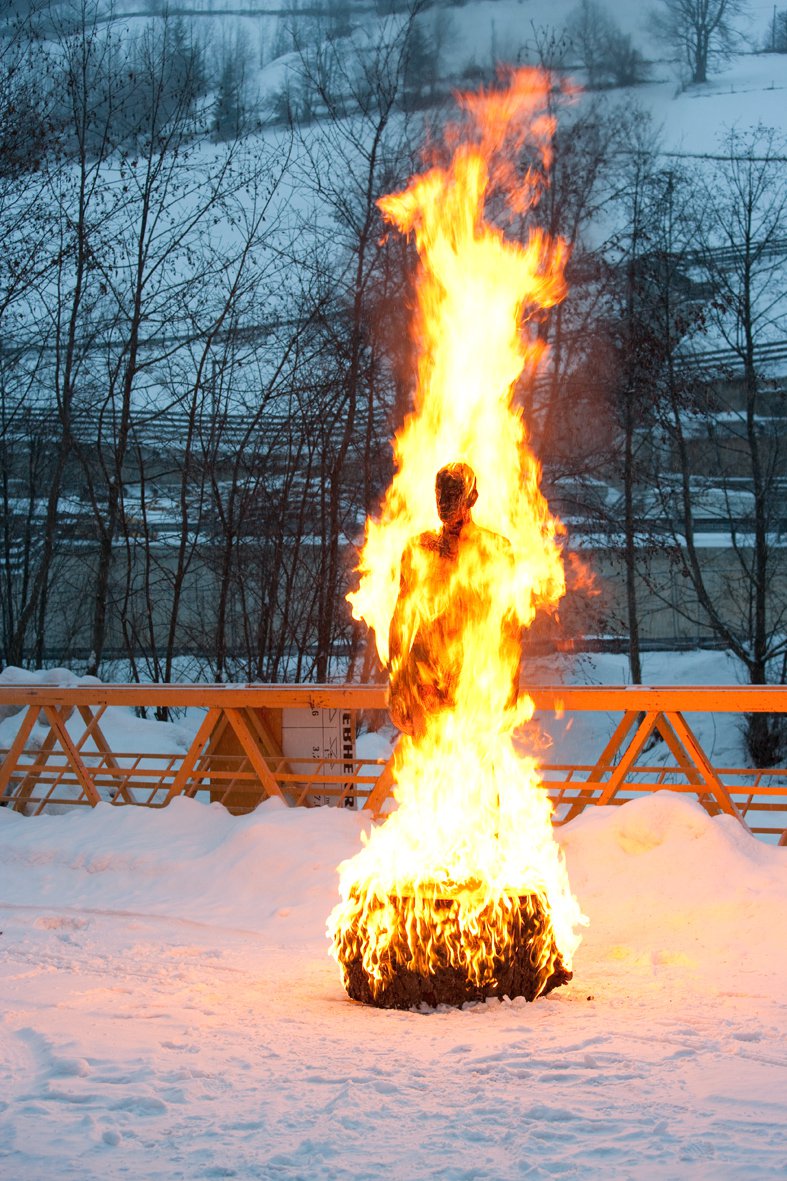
[339,891,572,1010]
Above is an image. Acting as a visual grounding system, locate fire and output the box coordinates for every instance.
[329,68,586,1007]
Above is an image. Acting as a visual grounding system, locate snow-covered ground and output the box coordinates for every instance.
[2,648,787,1179]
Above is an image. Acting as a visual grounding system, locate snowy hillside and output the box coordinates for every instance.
[229,0,787,144]
[42,0,787,143]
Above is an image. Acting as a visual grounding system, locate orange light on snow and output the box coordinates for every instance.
[329,68,585,1005]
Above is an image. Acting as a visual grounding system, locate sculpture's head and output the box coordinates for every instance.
[435,462,478,527]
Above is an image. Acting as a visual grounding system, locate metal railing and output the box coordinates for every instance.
[1,683,787,843]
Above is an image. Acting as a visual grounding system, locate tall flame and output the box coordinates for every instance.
[329,69,585,1003]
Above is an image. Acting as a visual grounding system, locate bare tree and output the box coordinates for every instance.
[770,7,784,49]
[284,12,422,681]
[604,150,705,683]
[116,163,295,693]
[566,0,647,89]
[657,129,787,759]
[2,0,128,668]
[649,0,748,84]
[769,7,787,50]
[1,2,299,680]
[0,6,64,664]
[51,12,290,675]
[528,97,643,446]
[213,29,252,142]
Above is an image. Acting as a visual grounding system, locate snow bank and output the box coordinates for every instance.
[561,791,787,994]
[2,786,786,1179]
[0,797,371,945]
[2,790,784,991]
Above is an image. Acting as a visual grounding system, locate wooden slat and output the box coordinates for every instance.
[594,712,661,807]
[75,705,132,804]
[0,684,389,710]
[590,711,642,775]
[667,710,743,820]
[4,683,787,714]
[10,726,61,812]
[654,712,723,816]
[363,753,397,815]
[41,705,102,807]
[224,707,285,802]
[0,706,42,802]
[0,684,785,840]
[560,711,642,821]
[242,707,303,802]
[160,708,222,806]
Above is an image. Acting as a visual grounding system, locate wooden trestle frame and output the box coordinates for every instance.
[1,683,787,843]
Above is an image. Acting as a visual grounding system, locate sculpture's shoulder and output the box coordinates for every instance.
[465,521,514,561]
[396,531,442,589]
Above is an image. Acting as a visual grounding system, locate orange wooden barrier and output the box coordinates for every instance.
[1,683,787,843]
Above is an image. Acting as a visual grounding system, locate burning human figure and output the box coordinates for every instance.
[331,453,581,1009]
[388,461,521,738]
[328,69,585,1009]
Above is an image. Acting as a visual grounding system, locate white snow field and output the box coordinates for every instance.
[1,779,786,1179]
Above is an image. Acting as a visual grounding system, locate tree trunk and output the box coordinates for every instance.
[622,389,642,684]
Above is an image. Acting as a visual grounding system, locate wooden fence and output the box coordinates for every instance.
[1,683,787,843]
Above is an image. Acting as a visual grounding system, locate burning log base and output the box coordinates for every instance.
[337,889,572,1010]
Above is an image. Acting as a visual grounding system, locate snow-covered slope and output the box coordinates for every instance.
[93,0,787,144]
[249,0,787,145]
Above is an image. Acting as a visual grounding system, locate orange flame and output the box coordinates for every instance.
[329,68,585,1003]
